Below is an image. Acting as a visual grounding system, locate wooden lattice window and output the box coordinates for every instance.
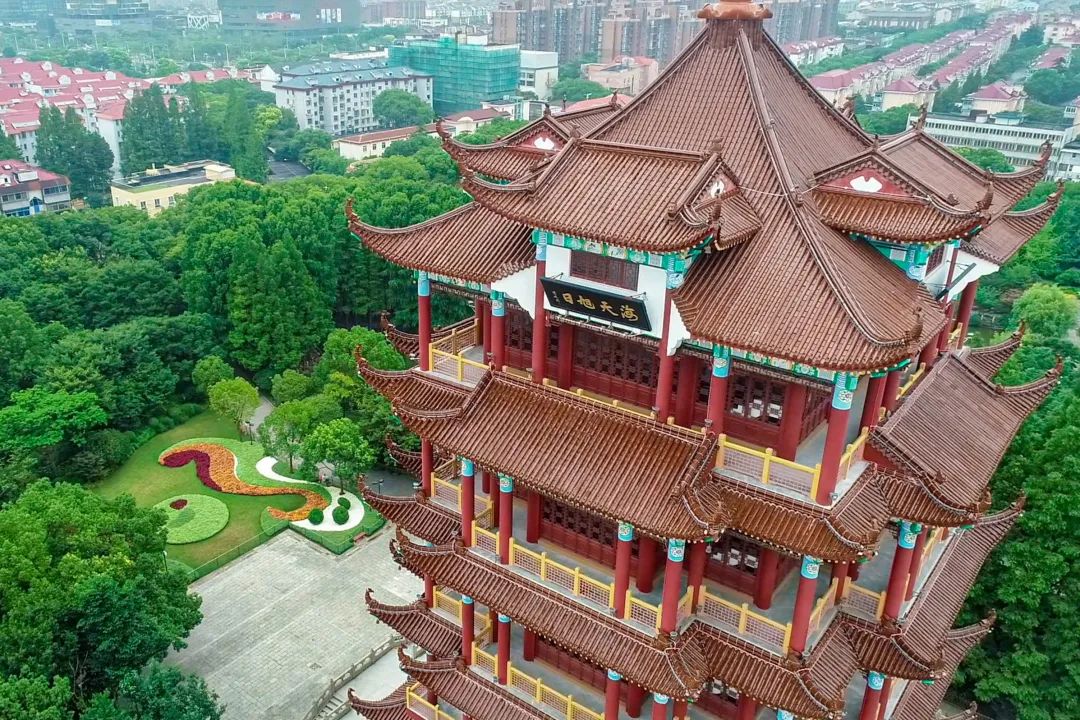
[727,373,786,426]
[927,243,946,273]
[569,251,640,290]
[542,497,615,544]
[506,307,532,351]
[708,535,760,576]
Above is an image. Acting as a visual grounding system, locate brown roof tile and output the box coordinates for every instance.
[365,590,462,658]
[346,200,533,284]
[393,531,710,699]
[872,466,984,527]
[465,140,751,253]
[963,185,1061,265]
[347,684,409,720]
[812,190,985,243]
[361,485,460,545]
[890,622,993,720]
[361,365,725,541]
[870,354,1059,512]
[439,115,568,181]
[711,472,888,562]
[398,651,550,720]
[962,325,1024,380]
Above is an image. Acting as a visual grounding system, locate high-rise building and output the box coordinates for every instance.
[599,0,703,64]
[493,0,606,62]
[763,0,839,44]
[0,0,53,20]
[388,37,520,115]
[218,0,364,33]
[344,3,1060,720]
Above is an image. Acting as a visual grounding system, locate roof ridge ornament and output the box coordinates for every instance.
[914,103,928,131]
[976,178,994,213]
[696,0,772,20]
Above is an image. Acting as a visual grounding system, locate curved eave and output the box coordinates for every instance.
[812,188,986,243]
[346,685,409,720]
[870,466,985,528]
[442,133,555,182]
[345,199,535,285]
[889,622,994,720]
[365,590,462,658]
[963,191,1061,265]
[838,615,945,681]
[397,651,550,720]
[360,484,460,546]
[962,324,1024,380]
[988,146,1051,208]
[355,356,472,416]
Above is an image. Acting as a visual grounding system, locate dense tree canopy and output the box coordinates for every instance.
[856,103,918,135]
[372,89,436,129]
[548,78,611,102]
[955,147,1014,172]
[36,106,114,201]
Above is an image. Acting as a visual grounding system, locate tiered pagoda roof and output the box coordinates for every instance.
[365,589,462,659]
[870,352,1060,517]
[964,183,1062,265]
[962,324,1024,379]
[347,684,409,720]
[379,312,474,362]
[361,484,460,545]
[358,360,726,541]
[890,622,994,720]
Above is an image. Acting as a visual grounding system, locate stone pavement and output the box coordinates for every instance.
[168,530,421,720]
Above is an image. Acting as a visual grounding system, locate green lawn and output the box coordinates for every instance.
[91,411,305,570]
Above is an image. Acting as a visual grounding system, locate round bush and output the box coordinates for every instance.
[332,505,350,525]
[337,496,351,510]
[308,508,324,525]
[154,495,229,544]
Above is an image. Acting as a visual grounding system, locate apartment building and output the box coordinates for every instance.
[0,160,71,216]
[273,67,433,135]
[110,161,236,216]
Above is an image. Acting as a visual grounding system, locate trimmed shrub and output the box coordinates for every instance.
[309,508,324,525]
[337,496,351,510]
[332,505,349,525]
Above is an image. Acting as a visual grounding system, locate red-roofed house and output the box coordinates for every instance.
[878,76,937,111]
[0,159,71,215]
[333,123,438,161]
[154,68,242,92]
[441,108,511,135]
[964,80,1026,115]
[0,107,41,162]
[1034,46,1071,70]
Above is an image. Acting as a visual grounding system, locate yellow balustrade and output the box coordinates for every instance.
[469,646,604,720]
[897,363,927,399]
[698,589,792,652]
[472,521,500,556]
[430,470,492,517]
[715,434,821,499]
[844,583,886,619]
[429,347,488,384]
[433,588,491,635]
[405,683,456,720]
[837,428,870,481]
[625,591,663,632]
[806,579,839,636]
[473,642,497,678]
[949,325,962,346]
[540,377,657,421]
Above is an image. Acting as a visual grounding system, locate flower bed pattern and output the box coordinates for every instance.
[155,494,230,544]
[160,443,328,521]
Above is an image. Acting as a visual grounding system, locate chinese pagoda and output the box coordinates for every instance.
[344,2,1061,719]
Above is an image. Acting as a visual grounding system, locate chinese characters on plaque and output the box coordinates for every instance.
[540,277,652,332]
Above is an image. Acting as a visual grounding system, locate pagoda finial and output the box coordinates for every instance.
[696,0,772,20]
[1036,139,1053,168]
[976,178,994,212]
[914,103,928,131]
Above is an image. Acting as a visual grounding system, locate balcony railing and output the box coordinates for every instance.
[714,429,868,501]
[697,581,836,653]
[429,460,493,518]
[840,527,947,619]
[897,363,927,400]
[540,378,657,421]
[472,644,604,720]
[428,324,487,384]
[405,683,455,720]
[433,588,491,636]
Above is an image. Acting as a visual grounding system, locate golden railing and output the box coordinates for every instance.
[842,583,886,619]
[472,644,603,720]
[949,325,963,347]
[428,323,486,384]
[541,378,657,421]
[715,435,821,498]
[429,463,492,518]
[433,588,491,636]
[697,580,837,654]
[897,363,927,399]
[405,683,455,720]
[837,427,870,482]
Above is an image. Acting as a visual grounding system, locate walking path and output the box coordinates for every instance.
[168,531,421,720]
[253,457,366,531]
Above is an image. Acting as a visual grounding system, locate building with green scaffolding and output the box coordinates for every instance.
[389,36,521,115]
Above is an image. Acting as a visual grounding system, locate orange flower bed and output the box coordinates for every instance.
[160,442,328,522]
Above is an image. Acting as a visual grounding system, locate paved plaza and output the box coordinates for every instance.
[169,530,421,720]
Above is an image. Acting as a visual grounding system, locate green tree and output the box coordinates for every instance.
[270,369,312,403]
[0,676,71,720]
[35,106,114,200]
[83,663,223,720]
[0,298,42,402]
[258,394,341,470]
[181,84,219,162]
[1011,283,1079,338]
[856,103,919,135]
[0,482,202,704]
[191,356,234,396]
[302,147,349,174]
[372,89,435,129]
[207,377,259,436]
[955,147,1015,172]
[300,417,376,492]
[548,78,611,102]
[274,128,331,162]
[456,118,528,145]
[222,88,268,182]
[121,84,182,175]
[0,131,22,160]
[0,387,107,455]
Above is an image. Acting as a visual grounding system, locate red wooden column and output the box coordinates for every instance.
[815,372,856,505]
[481,300,492,360]
[654,273,681,423]
[461,595,475,664]
[474,298,485,349]
[526,491,542,543]
[957,279,979,347]
[673,356,700,427]
[705,345,730,433]
[605,670,622,719]
[883,521,921,621]
[496,613,511,684]
[776,381,808,460]
[937,302,954,353]
[754,548,780,610]
[858,672,886,720]
[859,371,888,430]
[832,561,850,603]
[424,574,434,607]
[523,628,537,661]
[881,365,905,414]
[673,699,688,719]
[876,677,894,720]
[735,696,758,720]
[660,539,686,633]
[905,527,930,601]
[614,522,634,619]
[636,536,659,593]
[627,685,646,718]
[531,241,548,384]
[498,474,514,564]
[917,339,937,369]
[651,693,670,720]
[460,458,475,546]
[789,556,821,655]
[556,322,574,389]
[421,439,434,497]
[491,291,506,370]
[418,271,432,371]
[687,540,708,612]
